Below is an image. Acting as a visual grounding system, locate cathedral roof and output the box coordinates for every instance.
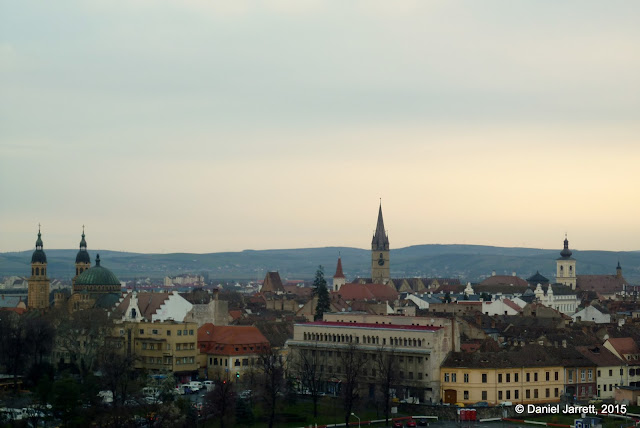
[31,228,47,264]
[74,254,121,286]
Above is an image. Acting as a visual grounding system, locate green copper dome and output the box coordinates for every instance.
[74,254,121,286]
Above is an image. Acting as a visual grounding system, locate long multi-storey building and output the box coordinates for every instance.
[286,313,458,403]
[441,345,596,405]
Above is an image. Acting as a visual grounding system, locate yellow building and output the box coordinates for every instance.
[110,320,199,383]
[440,347,567,405]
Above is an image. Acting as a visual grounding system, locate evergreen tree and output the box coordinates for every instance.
[313,266,330,321]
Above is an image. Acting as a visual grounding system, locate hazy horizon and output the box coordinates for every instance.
[2,1,639,254]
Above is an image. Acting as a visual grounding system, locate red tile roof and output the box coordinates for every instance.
[503,298,523,312]
[577,275,626,294]
[607,337,640,356]
[335,283,398,302]
[261,272,285,293]
[228,310,243,320]
[198,323,270,355]
[479,275,529,287]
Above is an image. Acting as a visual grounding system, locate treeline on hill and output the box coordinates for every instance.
[2,245,639,282]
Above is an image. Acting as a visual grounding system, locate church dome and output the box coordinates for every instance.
[560,237,573,258]
[75,230,90,263]
[31,229,47,263]
[74,254,120,286]
[76,250,90,264]
[31,249,47,263]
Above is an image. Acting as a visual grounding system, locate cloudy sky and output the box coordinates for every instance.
[1,0,639,253]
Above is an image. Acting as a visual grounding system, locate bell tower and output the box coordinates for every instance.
[556,234,577,290]
[371,202,390,284]
[73,226,91,286]
[28,225,50,310]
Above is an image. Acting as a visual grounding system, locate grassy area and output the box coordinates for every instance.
[204,395,410,428]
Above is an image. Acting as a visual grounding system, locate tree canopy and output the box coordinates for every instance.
[313,265,330,321]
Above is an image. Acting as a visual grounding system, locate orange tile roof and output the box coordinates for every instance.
[198,323,270,355]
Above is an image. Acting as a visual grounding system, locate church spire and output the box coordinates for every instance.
[371,202,389,251]
[333,257,345,279]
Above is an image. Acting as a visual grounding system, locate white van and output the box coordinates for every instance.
[203,380,214,391]
[188,381,202,392]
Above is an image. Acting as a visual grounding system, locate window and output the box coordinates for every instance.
[464,374,469,383]
[176,344,181,350]
[183,330,188,335]
[534,389,538,399]
[139,329,144,334]
[482,391,487,400]
[588,370,593,381]
[142,343,147,350]
[514,373,519,382]
[546,372,550,381]
[498,391,503,400]
[189,330,194,335]
[214,358,218,366]
[242,359,248,366]
[178,330,182,336]
[482,374,487,383]
[526,389,530,399]
[546,388,550,398]
[620,369,624,376]
[400,371,404,379]
[498,374,503,383]
[464,391,469,400]
[609,369,613,376]
[167,330,171,336]
[409,372,414,379]
[515,390,519,399]
[581,370,586,382]
[444,373,450,382]
[534,373,538,382]
[506,391,510,400]
[554,388,559,397]
[569,371,573,382]
[506,373,511,383]
[555,371,559,381]
[418,373,423,380]
[452,373,457,382]
[152,329,158,335]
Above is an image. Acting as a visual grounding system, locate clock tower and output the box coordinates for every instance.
[371,203,390,284]
[556,234,577,290]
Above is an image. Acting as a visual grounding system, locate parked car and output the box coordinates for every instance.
[474,401,489,407]
[406,419,417,427]
[188,381,202,393]
[203,380,214,391]
[392,422,403,428]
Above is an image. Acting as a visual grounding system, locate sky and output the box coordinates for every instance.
[1,1,639,254]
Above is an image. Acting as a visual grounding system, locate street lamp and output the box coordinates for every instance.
[351,412,361,428]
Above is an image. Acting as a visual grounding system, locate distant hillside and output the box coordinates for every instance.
[1,245,639,284]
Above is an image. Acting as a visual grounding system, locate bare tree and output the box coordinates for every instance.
[293,342,324,418]
[340,342,366,428]
[257,346,285,428]
[202,379,235,428]
[375,344,399,426]
[55,308,112,377]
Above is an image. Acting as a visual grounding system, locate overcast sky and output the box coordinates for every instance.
[1,0,639,254]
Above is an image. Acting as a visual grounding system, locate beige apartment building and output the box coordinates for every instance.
[111,320,199,383]
[286,313,459,403]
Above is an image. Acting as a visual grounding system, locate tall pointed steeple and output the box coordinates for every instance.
[371,202,389,251]
[332,256,346,292]
[74,226,91,282]
[371,202,390,284]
